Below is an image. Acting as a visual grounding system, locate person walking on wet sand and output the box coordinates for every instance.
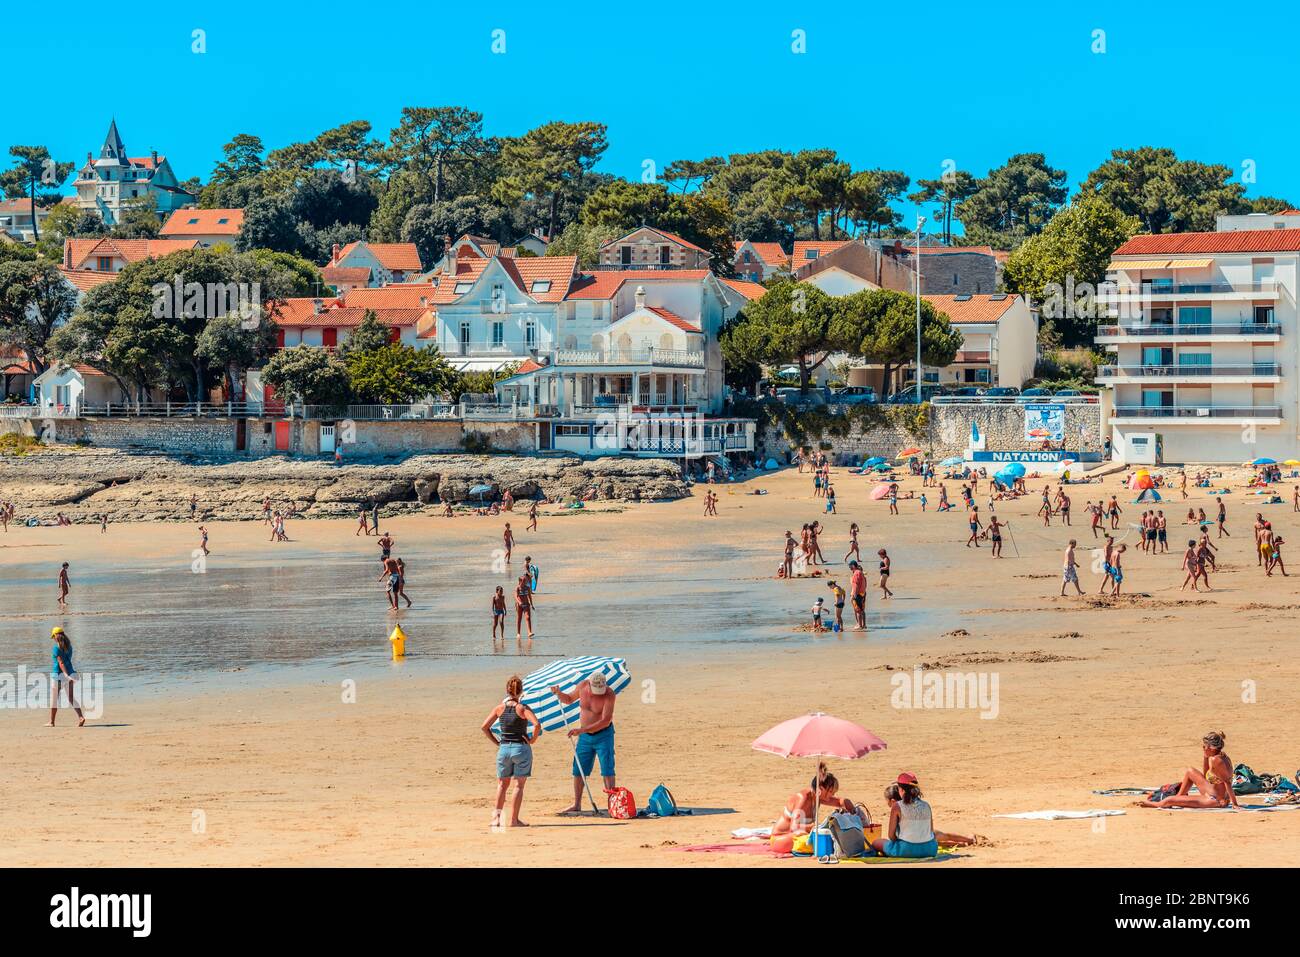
[491,586,507,640]
[1038,486,1053,527]
[198,525,209,556]
[379,555,402,610]
[370,501,381,535]
[395,558,413,607]
[844,523,861,565]
[355,508,370,536]
[1217,500,1229,538]
[783,531,796,578]
[966,505,983,547]
[809,521,826,564]
[514,572,534,639]
[527,501,538,532]
[57,562,70,607]
[377,531,395,568]
[1107,495,1122,530]
[877,549,893,599]
[503,523,515,563]
[552,671,617,814]
[1180,539,1206,592]
[47,627,84,727]
[189,494,198,521]
[99,513,107,534]
[1061,540,1083,596]
[262,497,272,524]
[1103,543,1126,595]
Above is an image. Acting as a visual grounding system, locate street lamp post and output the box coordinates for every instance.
[915,214,926,404]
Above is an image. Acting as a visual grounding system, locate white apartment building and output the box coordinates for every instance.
[1096,229,1300,463]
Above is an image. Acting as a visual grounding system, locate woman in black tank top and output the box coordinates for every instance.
[482,675,541,827]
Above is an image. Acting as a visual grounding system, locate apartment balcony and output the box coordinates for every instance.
[554,348,705,369]
[1096,363,1282,384]
[1111,405,1283,425]
[1095,322,1282,343]
[1097,281,1280,302]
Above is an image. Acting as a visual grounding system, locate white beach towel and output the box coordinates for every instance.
[730,826,773,839]
[994,810,1125,820]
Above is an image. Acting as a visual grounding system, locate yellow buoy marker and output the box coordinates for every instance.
[389,624,406,660]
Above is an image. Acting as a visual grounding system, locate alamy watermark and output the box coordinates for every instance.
[151,274,263,329]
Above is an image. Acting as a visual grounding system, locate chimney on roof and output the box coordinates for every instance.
[151,150,158,167]
[312,298,323,315]
[331,243,340,265]
[443,236,457,277]
[634,285,647,311]
[419,296,428,308]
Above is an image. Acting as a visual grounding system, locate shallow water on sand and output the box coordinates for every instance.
[0,525,965,696]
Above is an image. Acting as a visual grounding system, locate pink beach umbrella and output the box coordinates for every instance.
[752,713,887,854]
[869,483,892,500]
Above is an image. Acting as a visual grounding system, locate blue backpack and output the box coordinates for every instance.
[646,784,678,817]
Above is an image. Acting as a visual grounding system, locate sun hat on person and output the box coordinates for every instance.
[51,626,64,637]
[897,772,919,786]
[588,672,608,694]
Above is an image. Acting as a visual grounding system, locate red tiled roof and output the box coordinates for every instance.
[334,242,423,272]
[924,294,1020,325]
[64,237,200,270]
[513,358,545,375]
[1114,229,1300,255]
[721,278,767,300]
[742,241,788,266]
[272,298,424,328]
[160,208,243,237]
[792,240,851,264]
[58,268,118,292]
[646,306,700,333]
[342,285,439,309]
[649,229,707,255]
[1,359,37,374]
[566,269,714,300]
[127,156,163,170]
[321,266,372,283]
[508,256,577,302]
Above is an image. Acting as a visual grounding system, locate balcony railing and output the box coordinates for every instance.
[295,403,460,421]
[1098,281,1279,296]
[1095,323,1282,337]
[1112,405,1283,419]
[554,348,705,368]
[1097,364,1282,378]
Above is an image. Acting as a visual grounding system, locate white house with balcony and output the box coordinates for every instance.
[1095,229,1299,463]
[72,120,193,226]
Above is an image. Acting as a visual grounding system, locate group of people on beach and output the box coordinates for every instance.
[480,670,618,827]
[769,764,977,857]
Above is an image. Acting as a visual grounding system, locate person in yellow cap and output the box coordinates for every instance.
[48,627,85,727]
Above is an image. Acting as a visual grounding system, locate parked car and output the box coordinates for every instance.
[883,384,947,404]
[948,386,986,397]
[1053,389,1082,398]
[829,385,877,405]
[1019,387,1054,400]
[983,386,1021,402]
[776,387,827,406]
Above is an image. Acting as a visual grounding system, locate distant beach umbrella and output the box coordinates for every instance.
[940,456,963,467]
[1250,457,1277,466]
[870,483,892,500]
[897,447,921,458]
[468,483,494,504]
[864,456,887,467]
[999,462,1027,478]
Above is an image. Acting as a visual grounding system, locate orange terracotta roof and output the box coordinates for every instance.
[58,268,118,292]
[64,237,200,270]
[792,240,851,264]
[566,269,713,300]
[321,266,372,283]
[127,156,163,170]
[721,278,767,300]
[646,306,700,333]
[342,284,440,309]
[747,241,788,266]
[335,241,423,272]
[649,229,707,254]
[1114,229,1300,255]
[160,208,243,236]
[513,358,545,375]
[272,298,424,328]
[508,256,577,302]
[924,294,1020,325]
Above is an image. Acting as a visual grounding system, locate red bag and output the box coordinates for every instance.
[605,787,637,820]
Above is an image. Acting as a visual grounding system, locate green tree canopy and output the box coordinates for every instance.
[830,288,963,395]
[720,278,837,391]
[259,344,352,409]
[346,342,456,404]
[1079,147,1248,234]
[0,259,79,374]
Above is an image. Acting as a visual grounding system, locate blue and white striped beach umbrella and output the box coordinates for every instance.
[516,655,632,732]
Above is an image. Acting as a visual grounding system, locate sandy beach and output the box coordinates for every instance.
[2,460,1297,867]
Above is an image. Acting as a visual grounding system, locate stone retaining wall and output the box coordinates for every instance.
[759,402,1102,461]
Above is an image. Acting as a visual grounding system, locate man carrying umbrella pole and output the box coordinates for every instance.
[552,672,617,814]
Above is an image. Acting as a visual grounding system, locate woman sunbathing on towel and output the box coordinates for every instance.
[770,763,869,852]
[1139,731,1239,809]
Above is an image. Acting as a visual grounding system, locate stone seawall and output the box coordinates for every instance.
[0,449,689,522]
[757,402,1102,462]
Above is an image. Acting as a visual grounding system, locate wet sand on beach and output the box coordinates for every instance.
[2,463,1297,867]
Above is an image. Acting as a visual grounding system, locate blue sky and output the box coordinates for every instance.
[7,0,1298,216]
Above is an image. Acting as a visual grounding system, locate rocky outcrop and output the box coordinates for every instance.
[0,449,688,522]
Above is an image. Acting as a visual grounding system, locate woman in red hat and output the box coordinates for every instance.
[871,773,977,856]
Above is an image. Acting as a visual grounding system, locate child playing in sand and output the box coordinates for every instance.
[811,596,825,633]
